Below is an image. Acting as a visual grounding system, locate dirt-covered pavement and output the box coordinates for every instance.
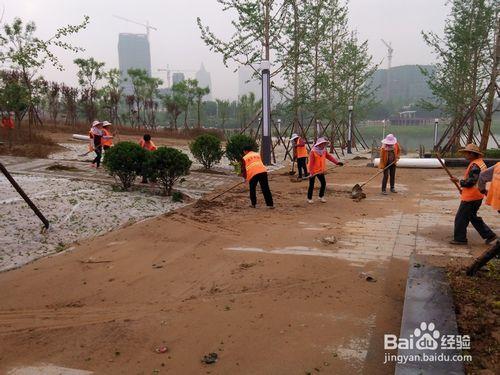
[1,158,497,374]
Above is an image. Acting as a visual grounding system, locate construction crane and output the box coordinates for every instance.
[158,65,196,88]
[113,15,157,39]
[381,39,393,70]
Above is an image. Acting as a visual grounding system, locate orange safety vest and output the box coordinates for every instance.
[296,137,308,159]
[243,151,267,182]
[379,143,400,169]
[139,139,157,151]
[309,150,327,176]
[486,162,500,211]
[102,128,113,147]
[461,158,487,202]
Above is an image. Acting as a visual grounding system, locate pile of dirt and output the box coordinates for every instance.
[448,264,500,374]
[46,164,81,172]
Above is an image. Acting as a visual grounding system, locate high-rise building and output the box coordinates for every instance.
[195,63,213,100]
[238,65,261,100]
[172,72,185,86]
[118,33,152,94]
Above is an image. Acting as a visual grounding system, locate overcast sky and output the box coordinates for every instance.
[3,0,450,100]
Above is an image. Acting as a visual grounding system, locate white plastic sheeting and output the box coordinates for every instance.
[72,134,90,141]
[373,158,443,169]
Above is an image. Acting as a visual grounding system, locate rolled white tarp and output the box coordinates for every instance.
[373,158,443,169]
[72,134,90,141]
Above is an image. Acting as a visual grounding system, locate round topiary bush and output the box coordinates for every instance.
[189,134,224,170]
[103,141,147,190]
[146,147,192,196]
[225,134,258,162]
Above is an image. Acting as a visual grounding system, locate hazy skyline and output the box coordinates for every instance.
[3,0,450,100]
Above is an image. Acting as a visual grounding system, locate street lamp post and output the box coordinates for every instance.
[347,105,354,154]
[261,60,272,165]
[434,118,439,149]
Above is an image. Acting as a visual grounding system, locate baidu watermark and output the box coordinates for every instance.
[383,321,472,364]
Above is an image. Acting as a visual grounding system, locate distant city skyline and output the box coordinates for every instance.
[3,0,451,100]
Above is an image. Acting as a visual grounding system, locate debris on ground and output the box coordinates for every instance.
[360,272,377,282]
[46,164,81,172]
[201,352,218,364]
[155,346,168,354]
[321,236,337,245]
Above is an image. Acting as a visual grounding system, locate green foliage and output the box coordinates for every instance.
[74,57,105,122]
[171,191,184,203]
[225,134,258,162]
[146,147,192,196]
[189,134,224,169]
[484,149,500,159]
[103,142,147,190]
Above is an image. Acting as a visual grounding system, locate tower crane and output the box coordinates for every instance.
[381,39,393,70]
[113,15,157,39]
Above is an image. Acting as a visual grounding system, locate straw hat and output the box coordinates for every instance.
[102,121,112,127]
[313,137,330,147]
[290,133,299,141]
[458,143,483,156]
[381,134,397,145]
[91,120,103,127]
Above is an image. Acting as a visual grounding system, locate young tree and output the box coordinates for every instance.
[74,57,105,123]
[194,85,210,128]
[0,16,89,138]
[101,68,123,125]
[61,85,79,127]
[163,92,184,130]
[46,82,61,125]
[216,99,230,130]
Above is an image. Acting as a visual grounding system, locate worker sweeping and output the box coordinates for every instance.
[307,137,343,204]
[290,133,309,180]
[101,121,114,151]
[449,144,497,245]
[466,162,500,275]
[380,134,400,195]
[241,145,274,209]
[90,120,105,168]
[139,134,157,183]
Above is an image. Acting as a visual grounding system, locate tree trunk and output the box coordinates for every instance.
[480,14,499,151]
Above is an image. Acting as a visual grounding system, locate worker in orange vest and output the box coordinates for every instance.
[307,137,343,204]
[449,144,496,245]
[139,134,157,151]
[241,145,274,209]
[379,134,401,195]
[478,162,500,213]
[101,121,114,151]
[291,133,309,180]
[139,134,157,183]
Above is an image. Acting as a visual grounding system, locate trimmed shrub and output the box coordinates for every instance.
[189,134,224,170]
[225,134,258,162]
[103,141,146,190]
[147,147,192,195]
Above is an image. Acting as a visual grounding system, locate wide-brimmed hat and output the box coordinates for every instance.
[290,133,299,141]
[459,143,483,156]
[91,120,103,127]
[382,134,397,145]
[102,121,112,127]
[314,137,330,147]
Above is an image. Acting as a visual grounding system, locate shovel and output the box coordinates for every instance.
[351,161,396,198]
[436,152,462,193]
[288,160,296,175]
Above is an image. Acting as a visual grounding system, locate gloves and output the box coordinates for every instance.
[337,162,344,166]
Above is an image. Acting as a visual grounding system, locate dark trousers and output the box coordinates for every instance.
[93,146,102,168]
[249,172,273,207]
[297,157,309,178]
[308,173,326,199]
[454,199,496,242]
[382,164,396,191]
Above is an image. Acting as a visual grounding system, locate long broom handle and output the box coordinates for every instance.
[436,153,462,193]
[359,161,396,188]
[210,180,245,201]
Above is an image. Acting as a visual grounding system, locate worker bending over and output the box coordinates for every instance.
[479,162,500,213]
[449,144,497,245]
[290,133,309,180]
[139,134,157,183]
[307,137,343,204]
[380,134,400,195]
[241,145,274,209]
